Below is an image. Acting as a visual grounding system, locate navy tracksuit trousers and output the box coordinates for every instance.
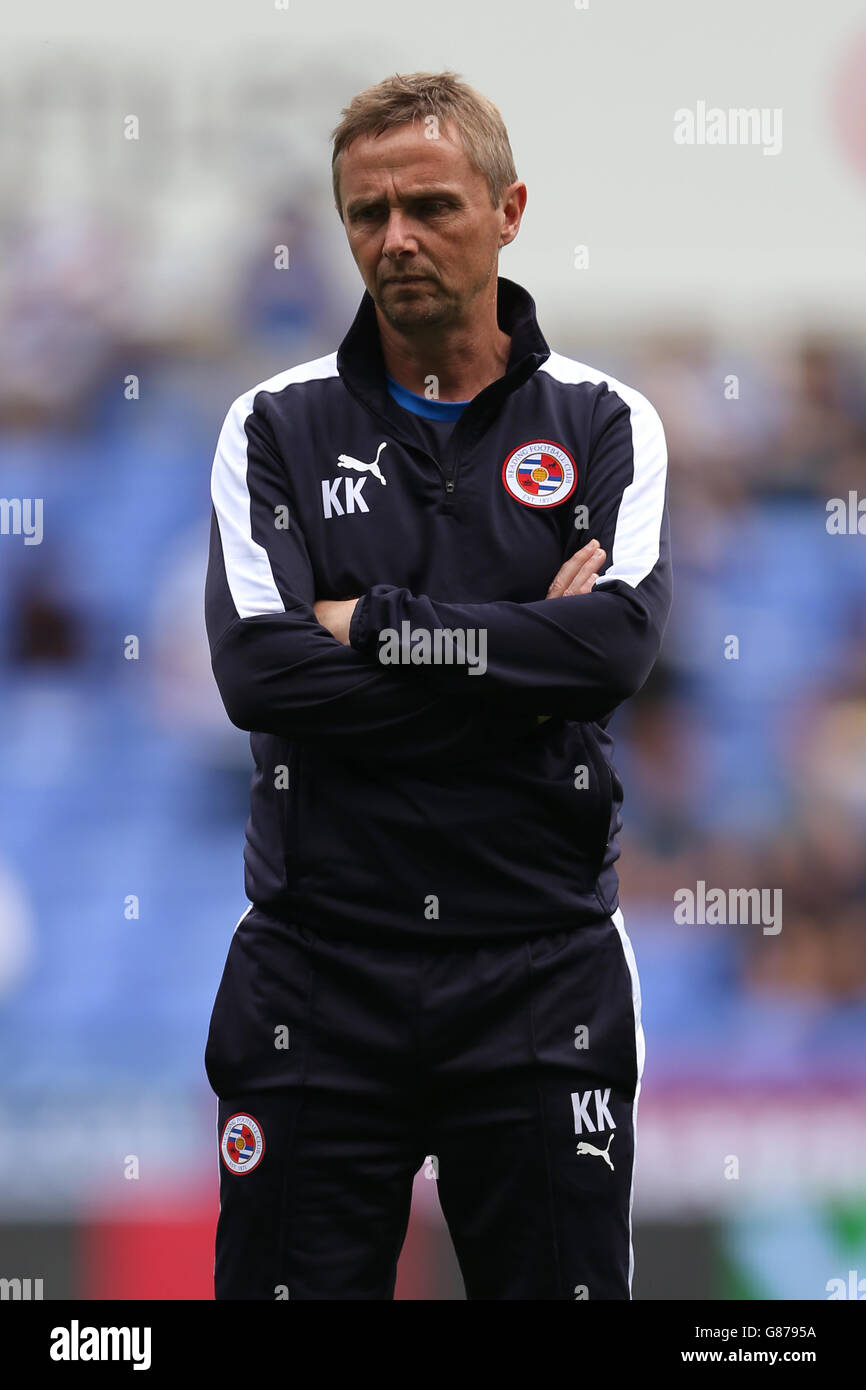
[206,907,644,1301]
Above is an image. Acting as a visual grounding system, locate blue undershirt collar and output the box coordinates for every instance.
[385,373,471,420]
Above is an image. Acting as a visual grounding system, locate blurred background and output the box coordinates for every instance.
[0,0,864,1300]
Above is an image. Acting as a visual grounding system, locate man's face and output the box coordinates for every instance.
[337,119,522,332]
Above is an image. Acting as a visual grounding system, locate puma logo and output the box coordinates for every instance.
[575,1133,615,1171]
[337,442,388,485]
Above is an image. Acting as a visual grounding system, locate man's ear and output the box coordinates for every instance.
[498,181,527,248]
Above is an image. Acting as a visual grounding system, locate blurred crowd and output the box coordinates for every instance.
[0,198,864,1115]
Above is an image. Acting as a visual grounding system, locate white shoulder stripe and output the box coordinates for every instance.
[210,352,339,620]
[539,351,668,590]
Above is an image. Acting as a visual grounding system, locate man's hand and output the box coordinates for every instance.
[546,538,606,598]
[313,598,359,645]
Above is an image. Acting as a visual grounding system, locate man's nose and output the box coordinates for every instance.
[382,209,418,256]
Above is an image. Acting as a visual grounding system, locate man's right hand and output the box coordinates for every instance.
[545,538,606,598]
[536,540,606,723]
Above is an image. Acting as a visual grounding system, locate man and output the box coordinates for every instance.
[204,70,671,1301]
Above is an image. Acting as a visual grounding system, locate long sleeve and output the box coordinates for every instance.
[348,385,672,724]
[205,390,537,761]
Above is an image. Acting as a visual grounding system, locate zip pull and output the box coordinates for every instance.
[444,479,455,493]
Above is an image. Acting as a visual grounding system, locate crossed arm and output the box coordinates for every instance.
[312,538,607,644]
[313,541,607,727]
[206,387,671,760]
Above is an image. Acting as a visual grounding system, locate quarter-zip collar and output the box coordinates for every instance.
[336,275,551,452]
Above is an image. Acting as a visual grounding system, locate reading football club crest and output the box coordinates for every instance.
[220,1113,265,1174]
[502,440,577,508]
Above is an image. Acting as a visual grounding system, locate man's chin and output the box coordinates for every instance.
[378,288,453,330]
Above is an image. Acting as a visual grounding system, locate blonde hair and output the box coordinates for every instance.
[330,71,517,216]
